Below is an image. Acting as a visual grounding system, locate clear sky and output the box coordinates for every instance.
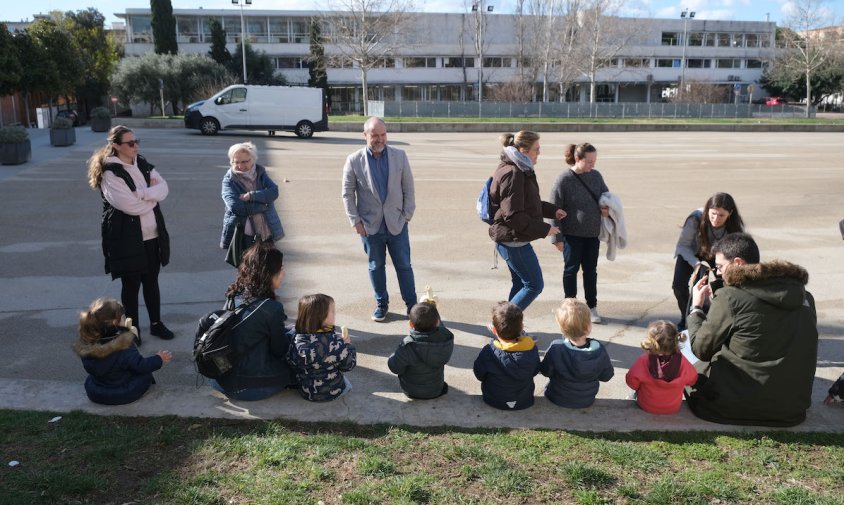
[1,0,831,27]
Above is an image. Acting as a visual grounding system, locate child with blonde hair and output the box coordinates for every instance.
[540,299,614,408]
[626,320,698,414]
[287,294,357,402]
[473,302,540,410]
[74,298,172,405]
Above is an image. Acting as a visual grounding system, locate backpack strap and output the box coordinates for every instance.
[572,172,601,205]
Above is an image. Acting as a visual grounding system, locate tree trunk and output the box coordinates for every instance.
[361,68,369,117]
[805,67,812,119]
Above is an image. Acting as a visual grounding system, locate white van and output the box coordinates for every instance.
[184,85,328,138]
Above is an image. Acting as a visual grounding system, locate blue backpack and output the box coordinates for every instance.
[477,176,495,224]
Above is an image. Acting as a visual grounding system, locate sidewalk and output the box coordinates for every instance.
[1,126,841,432]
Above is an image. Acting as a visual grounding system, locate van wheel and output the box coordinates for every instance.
[295,120,314,139]
[200,118,220,135]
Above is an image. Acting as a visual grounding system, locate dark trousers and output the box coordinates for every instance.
[120,238,161,331]
[562,235,600,308]
[672,256,695,330]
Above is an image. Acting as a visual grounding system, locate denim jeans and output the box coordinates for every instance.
[562,235,600,308]
[495,242,544,310]
[208,378,286,401]
[361,222,417,309]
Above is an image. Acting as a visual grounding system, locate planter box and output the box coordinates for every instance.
[50,128,76,147]
[0,140,32,165]
[91,117,111,133]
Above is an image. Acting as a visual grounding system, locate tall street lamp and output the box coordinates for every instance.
[680,8,695,98]
[233,0,252,84]
[472,1,494,108]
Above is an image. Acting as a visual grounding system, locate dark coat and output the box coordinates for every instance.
[100,155,170,279]
[74,328,163,405]
[488,156,559,243]
[473,336,540,410]
[387,324,454,399]
[688,260,818,427]
[215,298,297,393]
[540,338,614,408]
[288,327,357,402]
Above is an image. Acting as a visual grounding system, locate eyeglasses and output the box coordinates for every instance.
[714,260,733,274]
[118,140,140,147]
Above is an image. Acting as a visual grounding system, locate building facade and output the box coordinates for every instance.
[117,8,776,113]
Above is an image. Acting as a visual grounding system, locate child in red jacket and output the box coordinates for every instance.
[625,320,697,414]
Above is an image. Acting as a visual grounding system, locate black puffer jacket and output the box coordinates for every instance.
[387,324,454,399]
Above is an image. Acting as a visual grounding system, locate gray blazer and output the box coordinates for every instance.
[342,145,416,236]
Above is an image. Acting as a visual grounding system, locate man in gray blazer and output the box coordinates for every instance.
[342,117,418,321]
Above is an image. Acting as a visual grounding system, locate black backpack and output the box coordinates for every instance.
[193,298,265,378]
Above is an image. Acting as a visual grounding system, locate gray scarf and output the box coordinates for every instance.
[503,146,534,174]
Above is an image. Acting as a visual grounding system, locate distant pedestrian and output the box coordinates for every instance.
[342,117,417,321]
[540,299,614,408]
[74,297,171,405]
[87,125,173,344]
[473,302,540,410]
[625,320,697,415]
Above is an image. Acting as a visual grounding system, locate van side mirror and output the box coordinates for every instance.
[215,96,227,105]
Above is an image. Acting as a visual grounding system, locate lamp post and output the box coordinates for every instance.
[679,8,695,99]
[232,0,252,84]
[472,1,494,111]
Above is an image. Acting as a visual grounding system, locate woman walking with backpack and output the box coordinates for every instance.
[488,131,566,310]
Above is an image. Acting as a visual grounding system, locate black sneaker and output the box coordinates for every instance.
[150,322,175,340]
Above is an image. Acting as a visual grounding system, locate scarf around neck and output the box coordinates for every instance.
[503,146,534,174]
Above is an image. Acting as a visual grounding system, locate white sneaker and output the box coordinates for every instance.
[590,307,603,324]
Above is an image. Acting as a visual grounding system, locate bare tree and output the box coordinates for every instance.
[777,0,837,117]
[322,0,417,116]
[570,0,637,103]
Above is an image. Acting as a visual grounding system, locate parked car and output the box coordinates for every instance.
[56,109,80,126]
[765,97,784,106]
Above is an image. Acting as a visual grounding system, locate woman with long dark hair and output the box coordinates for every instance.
[87,125,172,345]
[673,192,745,330]
[210,241,296,401]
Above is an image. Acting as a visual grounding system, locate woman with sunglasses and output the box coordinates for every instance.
[87,125,173,345]
[672,192,745,330]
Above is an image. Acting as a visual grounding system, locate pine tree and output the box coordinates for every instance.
[307,18,328,90]
[151,0,178,55]
[207,19,231,67]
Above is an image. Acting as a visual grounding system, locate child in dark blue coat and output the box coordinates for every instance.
[541,299,614,408]
[74,298,172,405]
[473,302,540,410]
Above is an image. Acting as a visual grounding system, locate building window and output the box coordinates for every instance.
[402,85,422,100]
[483,57,506,68]
[656,58,680,68]
[130,16,152,43]
[746,59,764,69]
[623,58,649,67]
[291,20,308,43]
[716,33,731,47]
[245,17,268,43]
[377,58,395,68]
[223,16,242,43]
[661,32,679,46]
[274,57,308,69]
[595,84,615,103]
[176,16,200,43]
[686,58,711,68]
[760,34,771,48]
[328,59,354,69]
[404,57,436,68]
[744,33,759,48]
[688,32,705,46]
[716,59,740,69]
[270,18,290,43]
[444,57,473,68]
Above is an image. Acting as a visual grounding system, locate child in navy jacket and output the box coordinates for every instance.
[74,298,172,405]
[473,302,540,410]
[541,299,614,408]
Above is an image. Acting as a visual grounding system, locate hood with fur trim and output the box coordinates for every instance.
[73,330,136,359]
[721,260,810,310]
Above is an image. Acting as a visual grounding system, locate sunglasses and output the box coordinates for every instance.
[118,139,141,147]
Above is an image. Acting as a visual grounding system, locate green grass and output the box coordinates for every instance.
[1,410,843,504]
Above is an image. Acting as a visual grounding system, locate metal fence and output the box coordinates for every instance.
[332,100,811,119]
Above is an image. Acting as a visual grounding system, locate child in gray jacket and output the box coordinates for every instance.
[388,302,454,399]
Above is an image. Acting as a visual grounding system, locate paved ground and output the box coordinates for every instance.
[1,125,842,432]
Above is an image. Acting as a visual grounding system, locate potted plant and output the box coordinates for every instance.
[90,106,112,132]
[50,116,76,147]
[0,125,31,165]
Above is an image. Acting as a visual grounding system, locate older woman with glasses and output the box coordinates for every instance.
[672,192,745,330]
[87,125,173,345]
[220,141,285,266]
